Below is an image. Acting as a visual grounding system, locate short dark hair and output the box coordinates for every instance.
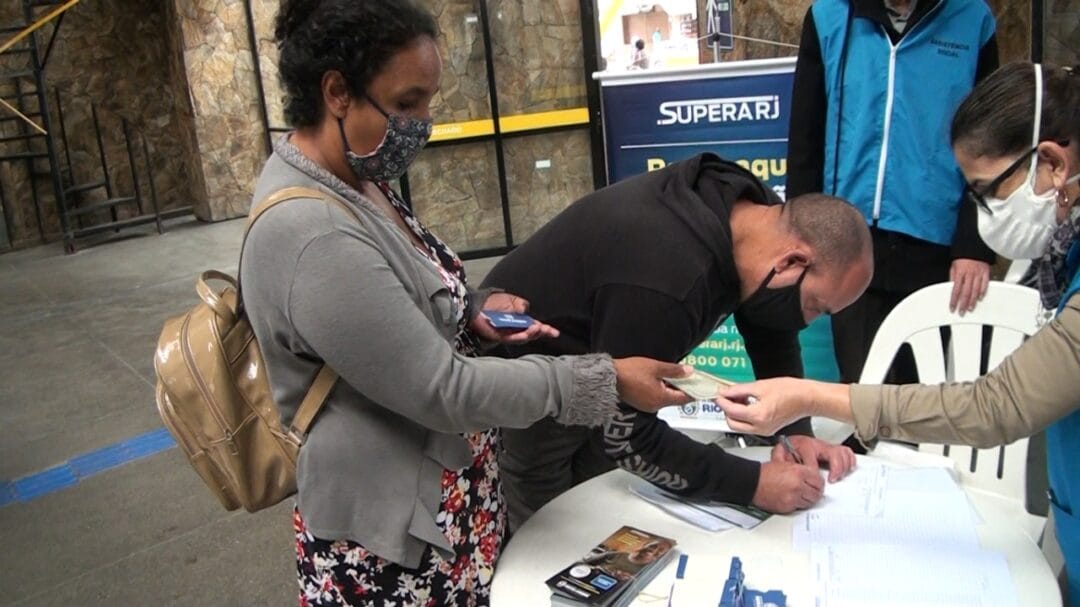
[951,62,1079,158]
[274,0,438,127]
[782,193,870,268]
[635,39,646,50]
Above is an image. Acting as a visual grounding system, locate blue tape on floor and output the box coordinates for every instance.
[15,466,78,501]
[69,443,130,478]
[3,426,177,508]
[123,427,176,458]
[0,482,15,508]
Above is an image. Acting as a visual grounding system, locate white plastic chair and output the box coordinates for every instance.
[1003,259,1032,284]
[858,281,1047,540]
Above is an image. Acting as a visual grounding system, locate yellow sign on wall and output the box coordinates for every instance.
[429,107,590,143]
[429,119,496,142]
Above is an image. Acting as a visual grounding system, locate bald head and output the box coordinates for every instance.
[781,193,871,269]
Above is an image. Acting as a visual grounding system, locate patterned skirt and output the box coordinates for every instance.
[295,428,505,606]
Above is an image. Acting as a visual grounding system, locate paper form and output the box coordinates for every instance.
[793,494,979,551]
[885,466,963,493]
[815,463,888,517]
[794,465,979,550]
[810,543,1018,607]
[795,464,1015,606]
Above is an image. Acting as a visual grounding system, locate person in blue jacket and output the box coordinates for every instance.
[787,0,999,389]
[716,62,1080,605]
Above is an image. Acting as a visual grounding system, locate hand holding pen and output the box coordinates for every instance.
[770,434,856,483]
[779,435,804,465]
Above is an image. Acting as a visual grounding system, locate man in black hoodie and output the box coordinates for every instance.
[481,154,873,529]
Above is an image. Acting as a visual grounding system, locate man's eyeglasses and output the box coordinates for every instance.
[963,146,1038,215]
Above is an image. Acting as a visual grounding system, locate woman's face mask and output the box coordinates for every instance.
[972,63,1079,260]
[338,94,432,183]
[738,267,809,331]
[976,153,1063,260]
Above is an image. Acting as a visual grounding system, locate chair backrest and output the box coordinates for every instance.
[1003,259,1032,284]
[859,282,1043,499]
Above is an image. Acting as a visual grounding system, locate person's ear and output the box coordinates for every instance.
[1037,140,1071,189]
[775,243,812,273]
[765,247,812,287]
[322,70,352,120]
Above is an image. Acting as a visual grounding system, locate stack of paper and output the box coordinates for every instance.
[629,480,769,532]
[797,465,1018,607]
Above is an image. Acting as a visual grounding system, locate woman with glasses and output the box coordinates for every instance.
[713,61,1080,605]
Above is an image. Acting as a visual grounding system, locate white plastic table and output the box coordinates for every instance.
[491,447,1061,606]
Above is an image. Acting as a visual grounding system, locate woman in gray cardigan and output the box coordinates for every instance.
[241,1,693,605]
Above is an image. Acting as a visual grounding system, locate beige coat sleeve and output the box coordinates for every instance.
[849,293,1080,448]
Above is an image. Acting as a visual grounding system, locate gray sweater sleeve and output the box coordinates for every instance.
[287,230,618,432]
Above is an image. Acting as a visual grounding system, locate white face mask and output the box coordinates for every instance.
[976,64,1079,260]
[977,156,1060,260]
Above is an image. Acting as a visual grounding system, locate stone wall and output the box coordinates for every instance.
[490,0,588,114]
[699,1,1032,64]
[429,0,494,123]
[504,130,593,243]
[696,1,805,62]
[988,0,1033,63]
[173,0,267,221]
[0,0,202,248]
[1045,0,1078,67]
[250,0,285,128]
[409,2,496,253]
[408,142,505,252]
[491,0,595,241]
[407,0,594,253]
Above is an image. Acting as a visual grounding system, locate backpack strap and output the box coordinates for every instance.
[290,365,339,436]
[238,186,363,295]
[244,186,363,438]
[245,186,362,235]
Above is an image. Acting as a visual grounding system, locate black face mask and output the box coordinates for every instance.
[738,267,809,331]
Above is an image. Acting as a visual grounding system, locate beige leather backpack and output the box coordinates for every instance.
[154,187,355,512]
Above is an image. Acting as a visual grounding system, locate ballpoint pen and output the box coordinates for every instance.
[779,434,804,465]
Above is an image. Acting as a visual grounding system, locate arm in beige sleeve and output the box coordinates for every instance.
[849,293,1080,448]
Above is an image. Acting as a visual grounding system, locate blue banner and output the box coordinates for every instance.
[597,59,839,383]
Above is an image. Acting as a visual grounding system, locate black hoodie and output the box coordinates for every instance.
[481,153,811,506]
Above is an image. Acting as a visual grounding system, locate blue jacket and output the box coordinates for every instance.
[788,0,997,255]
[1048,241,1080,606]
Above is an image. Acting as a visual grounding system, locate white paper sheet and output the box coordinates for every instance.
[794,465,979,550]
[629,480,772,531]
[814,463,888,517]
[629,481,734,532]
[794,464,1014,607]
[810,543,1018,607]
